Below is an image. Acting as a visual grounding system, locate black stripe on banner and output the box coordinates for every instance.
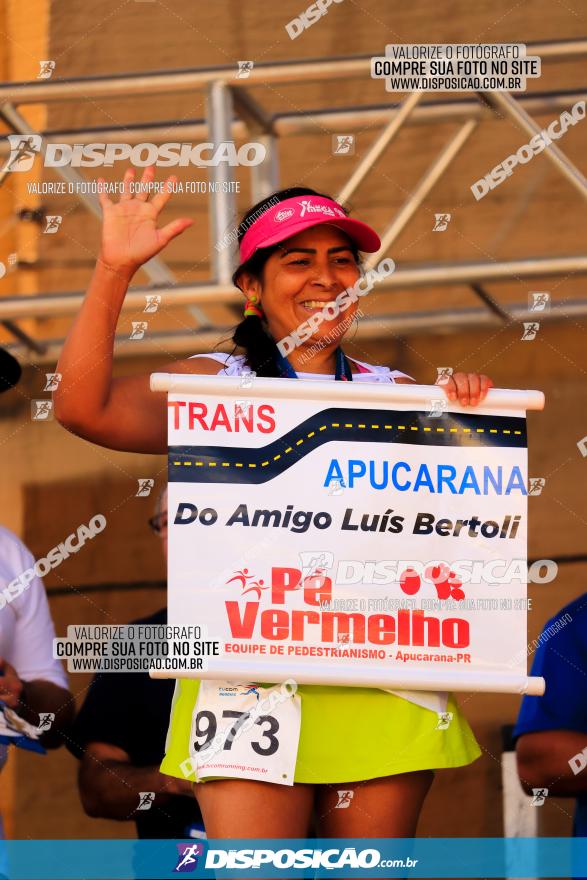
[169,407,526,485]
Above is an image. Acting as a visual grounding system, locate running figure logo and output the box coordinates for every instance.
[44,373,62,391]
[332,135,355,155]
[521,322,540,341]
[236,61,254,78]
[435,711,453,730]
[428,398,448,418]
[335,790,354,809]
[529,292,550,312]
[435,366,453,385]
[43,215,62,234]
[144,294,161,313]
[433,213,451,231]
[31,400,53,421]
[37,60,56,79]
[37,713,55,732]
[130,321,148,340]
[174,843,204,872]
[4,135,42,173]
[238,684,260,700]
[528,477,546,496]
[226,569,270,600]
[137,791,155,811]
[299,551,333,580]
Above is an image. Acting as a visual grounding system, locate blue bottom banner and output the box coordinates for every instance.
[0,838,585,879]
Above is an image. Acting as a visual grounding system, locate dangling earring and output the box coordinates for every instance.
[244,292,263,318]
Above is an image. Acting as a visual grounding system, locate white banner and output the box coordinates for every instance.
[152,373,545,696]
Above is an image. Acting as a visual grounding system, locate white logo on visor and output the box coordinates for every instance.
[298,199,345,218]
[274,209,295,222]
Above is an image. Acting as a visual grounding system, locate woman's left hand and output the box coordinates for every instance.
[436,371,494,407]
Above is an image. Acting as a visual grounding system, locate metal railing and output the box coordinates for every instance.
[1,39,586,358]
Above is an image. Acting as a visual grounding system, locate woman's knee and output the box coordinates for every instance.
[194,778,314,838]
[316,770,434,837]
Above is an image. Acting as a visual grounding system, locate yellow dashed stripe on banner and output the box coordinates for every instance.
[172,420,522,469]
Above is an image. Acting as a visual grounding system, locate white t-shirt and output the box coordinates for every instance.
[0,526,69,773]
[189,351,414,383]
[188,353,448,715]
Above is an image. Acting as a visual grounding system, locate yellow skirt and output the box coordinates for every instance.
[161,680,481,784]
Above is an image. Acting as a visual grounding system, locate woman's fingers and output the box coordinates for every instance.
[452,373,471,405]
[467,372,481,405]
[150,175,178,213]
[156,217,194,249]
[479,374,494,401]
[441,372,473,405]
[134,163,156,202]
[439,372,495,406]
[96,178,112,210]
[119,167,135,202]
[115,164,176,209]
[439,375,457,401]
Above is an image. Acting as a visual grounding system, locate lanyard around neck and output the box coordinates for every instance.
[275,346,353,381]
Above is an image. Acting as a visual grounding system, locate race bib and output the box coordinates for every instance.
[190,679,301,786]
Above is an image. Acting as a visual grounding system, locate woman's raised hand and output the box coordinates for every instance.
[96,164,193,275]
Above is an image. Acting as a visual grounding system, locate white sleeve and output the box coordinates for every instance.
[389,370,416,383]
[5,538,68,689]
[187,352,230,363]
[187,352,246,376]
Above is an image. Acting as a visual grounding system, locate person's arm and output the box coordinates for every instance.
[78,741,193,820]
[0,659,73,749]
[54,163,222,454]
[3,534,75,748]
[516,729,587,796]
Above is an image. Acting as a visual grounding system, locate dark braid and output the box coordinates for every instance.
[232,315,283,378]
[226,187,359,377]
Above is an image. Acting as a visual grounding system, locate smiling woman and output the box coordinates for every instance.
[228,187,379,378]
[53,166,494,842]
[278,257,396,356]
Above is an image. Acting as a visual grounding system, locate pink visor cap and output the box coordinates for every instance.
[238,195,381,265]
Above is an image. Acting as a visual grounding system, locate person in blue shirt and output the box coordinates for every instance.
[514,594,587,837]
